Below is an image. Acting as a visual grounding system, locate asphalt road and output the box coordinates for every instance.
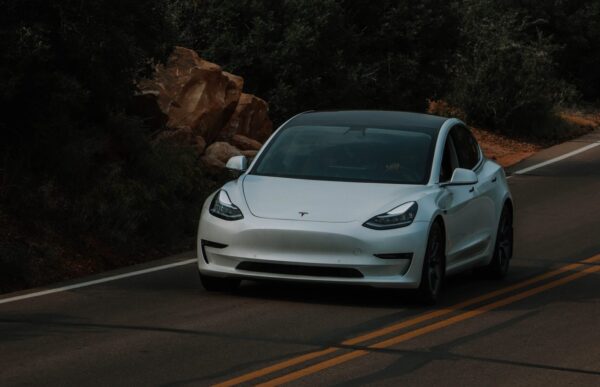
[1,130,600,387]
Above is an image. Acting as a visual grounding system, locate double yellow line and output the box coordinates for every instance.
[215,255,600,386]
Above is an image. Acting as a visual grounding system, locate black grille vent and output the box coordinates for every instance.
[373,252,413,260]
[200,239,227,264]
[236,262,363,278]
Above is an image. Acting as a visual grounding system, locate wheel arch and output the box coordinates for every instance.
[431,214,447,271]
[502,197,514,260]
[503,197,514,217]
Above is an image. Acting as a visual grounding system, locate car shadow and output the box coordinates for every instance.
[230,269,496,309]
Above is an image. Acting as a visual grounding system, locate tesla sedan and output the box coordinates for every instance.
[197,111,513,302]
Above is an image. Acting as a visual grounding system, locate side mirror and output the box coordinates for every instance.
[225,155,248,172]
[443,168,478,186]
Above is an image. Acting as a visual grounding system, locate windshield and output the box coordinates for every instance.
[250,125,436,184]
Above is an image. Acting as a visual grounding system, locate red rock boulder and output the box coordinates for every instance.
[221,93,273,143]
[230,134,262,151]
[138,46,274,168]
[201,141,243,172]
[138,47,243,143]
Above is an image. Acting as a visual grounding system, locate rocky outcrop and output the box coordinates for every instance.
[201,141,243,172]
[204,141,242,163]
[153,126,193,145]
[230,134,262,151]
[221,93,273,143]
[241,150,259,158]
[194,136,207,154]
[138,47,273,171]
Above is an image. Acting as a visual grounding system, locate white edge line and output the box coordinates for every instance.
[513,141,600,175]
[0,258,196,305]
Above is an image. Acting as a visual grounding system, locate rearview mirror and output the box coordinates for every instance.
[225,155,248,172]
[442,168,478,186]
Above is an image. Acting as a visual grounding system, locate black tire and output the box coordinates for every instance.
[486,204,513,279]
[199,272,241,292]
[417,221,445,304]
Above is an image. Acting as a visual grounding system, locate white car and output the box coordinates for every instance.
[197,111,513,302]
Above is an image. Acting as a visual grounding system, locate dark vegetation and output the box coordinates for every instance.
[1,0,599,291]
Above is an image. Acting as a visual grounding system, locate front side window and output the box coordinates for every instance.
[450,126,480,170]
[440,136,459,183]
[251,125,436,184]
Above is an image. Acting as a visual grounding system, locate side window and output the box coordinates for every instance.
[450,126,480,170]
[440,135,459,182]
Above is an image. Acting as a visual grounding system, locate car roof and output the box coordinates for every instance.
[286,110,450,132]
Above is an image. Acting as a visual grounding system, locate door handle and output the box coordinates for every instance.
[491,176,497,183]
[469,186,475,193]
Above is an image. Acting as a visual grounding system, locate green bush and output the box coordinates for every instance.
[170,0,596,135]
[71,115,222,249]
[501,0,600,102]
[0,0,218,264]
[168,0,459,123]
[448,1,577,135]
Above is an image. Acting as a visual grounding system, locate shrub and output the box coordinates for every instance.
[501,0,600,102]
[0,0,220,276]
[168,0,459,123]
[448,1,577,135]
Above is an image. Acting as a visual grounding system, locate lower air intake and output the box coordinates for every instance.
[236,262,364,278]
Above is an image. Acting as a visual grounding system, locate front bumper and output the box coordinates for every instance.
[197,210,430,289]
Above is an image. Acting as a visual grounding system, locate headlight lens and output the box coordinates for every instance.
[209,190,244,220]
[363,202,418,230]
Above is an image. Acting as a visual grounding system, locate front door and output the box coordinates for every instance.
[437,133,478,269]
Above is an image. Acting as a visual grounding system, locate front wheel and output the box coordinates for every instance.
[417,221,445,304]
[486,204,513,279]
[199,272,241,292]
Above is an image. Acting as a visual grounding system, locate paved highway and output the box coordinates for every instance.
[1,130,599,386]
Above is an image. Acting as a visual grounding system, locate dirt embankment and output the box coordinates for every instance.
[475,110,600,167]
[428,100,600,168]
[471,128,541,167]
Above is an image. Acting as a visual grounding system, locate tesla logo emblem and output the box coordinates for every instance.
[299,211,308,217]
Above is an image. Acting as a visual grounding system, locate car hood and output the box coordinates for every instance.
[242,175,424,222]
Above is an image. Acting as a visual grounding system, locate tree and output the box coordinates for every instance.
[447,0,575,134]
[501,0,600,102]
[169,0,459,123]
[0,0,214,251]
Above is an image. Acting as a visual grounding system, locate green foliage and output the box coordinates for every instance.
[501,0,600,102]
[448,0,577,134]
[170,0,600,134]
[70,115,220,248]
[169,0,459,123]
[0,0,217,259]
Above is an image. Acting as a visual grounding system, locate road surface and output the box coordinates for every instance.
[1,130,600,386]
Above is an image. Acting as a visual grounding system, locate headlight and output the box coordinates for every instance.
[209,190,244,220]
[363,202,418,230]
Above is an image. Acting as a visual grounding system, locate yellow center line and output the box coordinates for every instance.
[258,263,600,386]
[214,254,600,387]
